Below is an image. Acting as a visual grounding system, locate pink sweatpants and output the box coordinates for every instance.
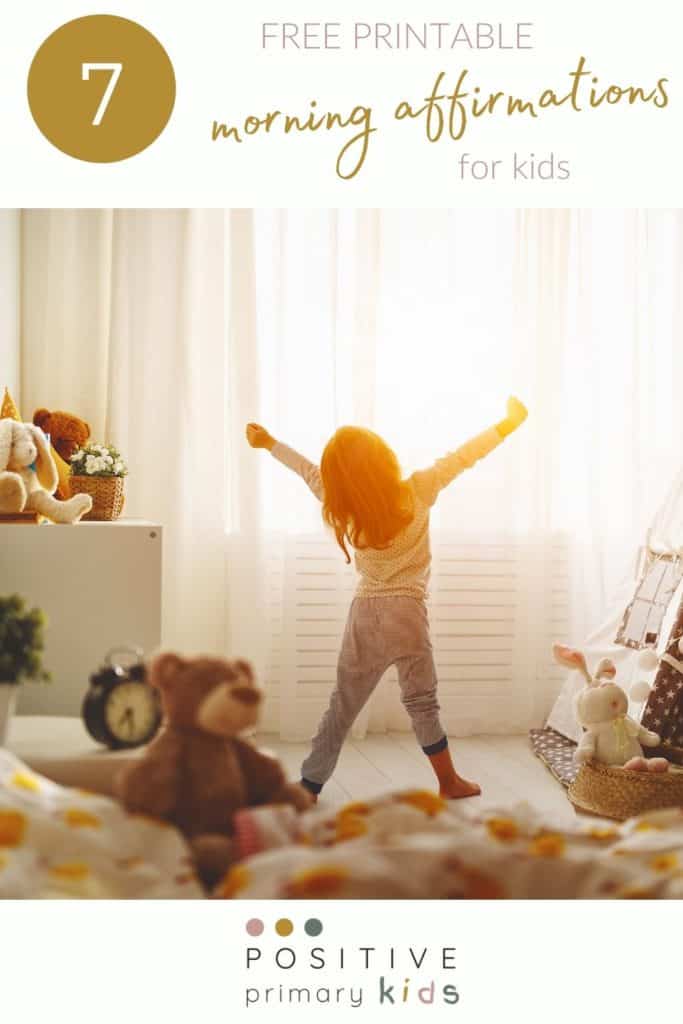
[301,595,447,792]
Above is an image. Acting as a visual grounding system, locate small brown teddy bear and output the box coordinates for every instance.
[33,407,90,463]
[116,652,312,887]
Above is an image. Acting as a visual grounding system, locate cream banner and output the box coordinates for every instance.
[0,0,680,206]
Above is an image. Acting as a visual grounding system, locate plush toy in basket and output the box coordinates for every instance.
[553,644,665,770]
[552,643,683,819]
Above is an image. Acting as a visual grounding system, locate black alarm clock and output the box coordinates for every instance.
[82,647,162,750]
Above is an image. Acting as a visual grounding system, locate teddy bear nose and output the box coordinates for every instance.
[232,686,261,706]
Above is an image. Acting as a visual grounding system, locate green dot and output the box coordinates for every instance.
[305,918,323,937]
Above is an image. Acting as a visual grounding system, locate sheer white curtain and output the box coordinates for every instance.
[0,211,20,396]
[226,210,683,735]
[20,209,228,653]
[17,208,683,738]
[517,211,683,630]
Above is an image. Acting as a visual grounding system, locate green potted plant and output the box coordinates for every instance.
[70,442,128,521]
[0,595,50,745]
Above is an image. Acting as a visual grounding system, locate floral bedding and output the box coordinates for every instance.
[0,749,203,898]
[219,788,683,899]
[3,745,683,899]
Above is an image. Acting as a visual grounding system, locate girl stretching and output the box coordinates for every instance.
[246,397,527,799]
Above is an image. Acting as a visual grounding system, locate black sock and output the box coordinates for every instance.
[300,777,323,795]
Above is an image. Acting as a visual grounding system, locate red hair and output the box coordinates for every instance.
[320,427,414,563]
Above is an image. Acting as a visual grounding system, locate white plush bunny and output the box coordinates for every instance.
[552,643,667,771]
[0,417,92,524]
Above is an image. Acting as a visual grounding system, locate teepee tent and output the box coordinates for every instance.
[546,468,683,743]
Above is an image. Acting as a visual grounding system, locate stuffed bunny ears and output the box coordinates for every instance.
[0,417,14,473]
[552,643,617,687]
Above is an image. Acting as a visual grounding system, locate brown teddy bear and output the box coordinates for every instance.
[115,652,312,887]
[33,407,90,463]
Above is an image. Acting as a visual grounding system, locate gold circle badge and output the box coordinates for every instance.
[27,15,176,162]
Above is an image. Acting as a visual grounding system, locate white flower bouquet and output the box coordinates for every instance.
[70,443,128,478]
[69,444,128,521]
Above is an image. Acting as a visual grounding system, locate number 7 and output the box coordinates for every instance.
[82,62,123,126]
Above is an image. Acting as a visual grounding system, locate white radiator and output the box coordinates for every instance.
[259,531,570,738]
[0,520,162,716]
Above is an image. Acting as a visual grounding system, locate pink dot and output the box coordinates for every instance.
[246,918,264,937]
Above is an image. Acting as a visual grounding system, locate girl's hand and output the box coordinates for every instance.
[506,396,528,430]
[496,396,528,439]
[246,423,276,450]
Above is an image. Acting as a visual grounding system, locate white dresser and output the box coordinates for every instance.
[0,519,162,716]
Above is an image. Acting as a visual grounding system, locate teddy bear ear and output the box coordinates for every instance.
[149,653,186,690]
[233,658,255,683]
[32,408,51,430]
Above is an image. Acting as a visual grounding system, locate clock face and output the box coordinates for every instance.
[104,681,159,745]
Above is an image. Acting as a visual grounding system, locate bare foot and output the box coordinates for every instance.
[439,776,481,799]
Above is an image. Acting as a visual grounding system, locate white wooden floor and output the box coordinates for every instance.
[256,732,576,824]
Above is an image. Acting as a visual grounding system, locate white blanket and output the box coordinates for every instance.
[5,747,683,900]
[220,789,683,899]
[0,749,204,899]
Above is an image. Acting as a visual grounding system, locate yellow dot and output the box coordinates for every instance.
[275,918,294,937]
[396,790,446,816]
[286,867,349,898]
[0,810,26,847]
[341,801,370,816]
[335,812,368,842]
[50,862,91,881]
[487,817,519,842]
[63,808,102,829]
[218,864,251,899]
[530,832,566,858]
[11,771,40,792]
[588,826,618,840]
[651,853,678,873]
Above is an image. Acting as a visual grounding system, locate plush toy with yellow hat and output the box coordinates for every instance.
[0,387,20,421]
[0,417,92,523]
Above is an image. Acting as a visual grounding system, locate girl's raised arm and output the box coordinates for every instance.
[246,422,323,501]
[411,397,527,507]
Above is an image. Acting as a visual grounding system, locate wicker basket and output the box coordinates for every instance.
[70,475,125,522]
[569,760,683,820]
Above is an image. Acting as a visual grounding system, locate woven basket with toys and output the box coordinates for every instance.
[553,644,683,820]
[568,760,683,820]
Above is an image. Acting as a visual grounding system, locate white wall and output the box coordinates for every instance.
[0,210,20,400]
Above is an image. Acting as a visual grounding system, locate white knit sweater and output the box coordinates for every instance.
[271,427,502,600]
